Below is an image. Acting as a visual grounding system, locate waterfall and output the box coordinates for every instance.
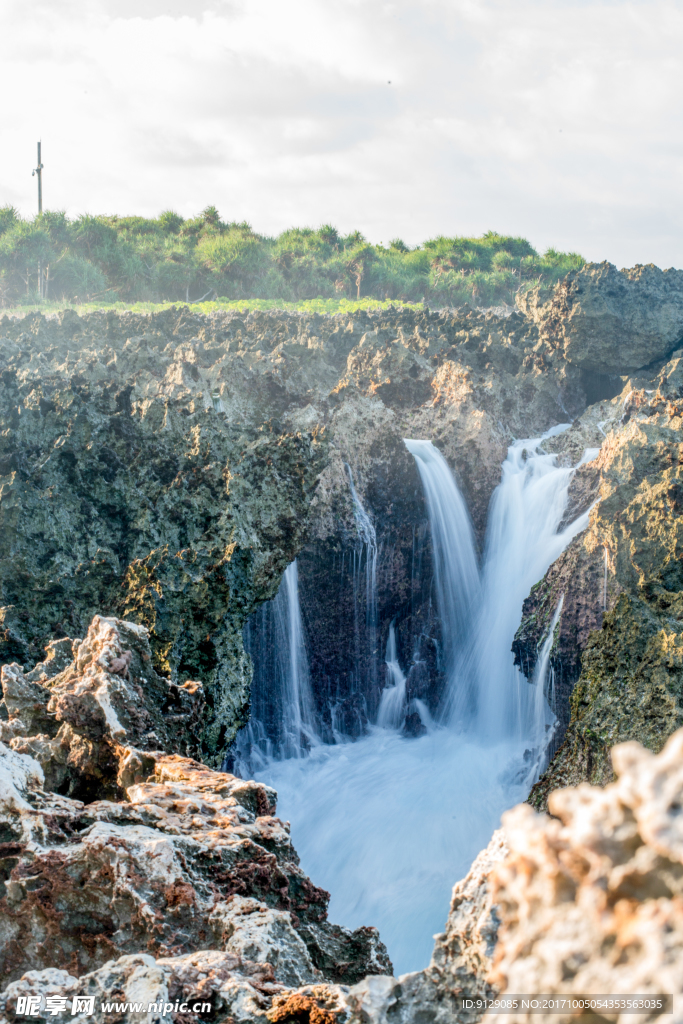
[346,464,378,631]
[526,596,563,785]
[232,560,318,772]
[403,428,592,746]
[603,546,609,610]
[345,464,379,697]
[403,440,480,718]
[472,427,591,741]
[278,561,318,756]
[377,623,407,729]
[249,426,596,976]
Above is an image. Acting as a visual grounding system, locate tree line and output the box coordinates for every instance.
[0,205,584,308]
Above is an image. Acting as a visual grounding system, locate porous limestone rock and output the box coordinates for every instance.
[2,285,681,769]
[0,951,282,1024]
[513,349,683,803]
[210,896,320,988]
[1,615,204,800]
[520,261,683,372]
[0,310,326,760]
[0,616,391,991]
[489,729,683,1023]
[0,828,509,1024]
[0,303,588,750]
[5,730,683,1022]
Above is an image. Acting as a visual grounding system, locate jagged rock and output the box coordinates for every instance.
[210,896,320,988]
[0,312,326,760]
[512,350,683,803]
[0,827,507,1024]
[520,261,683,372]
[1,615,204,800]
[0,742,45,814]
[0,951,283,1024]
[0,304,589,748]
[489,729,683,1020]
[0,616,391,990]
[5,726,683,1022]
[3,292,679,761]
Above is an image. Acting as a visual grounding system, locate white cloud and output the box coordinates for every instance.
[1,0,682,267]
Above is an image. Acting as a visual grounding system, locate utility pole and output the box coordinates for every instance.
[32,141,43,214]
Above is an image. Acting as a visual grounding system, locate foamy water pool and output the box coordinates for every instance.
[257,727,529,975]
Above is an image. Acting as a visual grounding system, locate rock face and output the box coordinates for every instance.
[7,731,683,1024]
[490,729,683,1021]
[1,615,204,800]
[0,303,592,750]
[512,350,683,805]
[2,287,682,803]
[3,610,683,1022]
[0,309,325,760]
[0,616,391,993]
[520,261,683,373]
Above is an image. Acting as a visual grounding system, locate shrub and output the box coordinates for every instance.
[0,209,586,308]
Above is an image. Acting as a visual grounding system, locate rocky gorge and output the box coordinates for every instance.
[1,259,683,1019]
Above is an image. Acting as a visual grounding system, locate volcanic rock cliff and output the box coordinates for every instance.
[513,343,683,804]
[0,278,596,750]
[2,259,683,777]
[2,258,683,1019]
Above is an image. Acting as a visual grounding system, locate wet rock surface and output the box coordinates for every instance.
[514,350,683,805]
[0,302,589,747]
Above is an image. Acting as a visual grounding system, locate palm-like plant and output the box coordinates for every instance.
[0,209,585,308]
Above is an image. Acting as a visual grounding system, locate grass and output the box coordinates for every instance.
[0,296,432,320]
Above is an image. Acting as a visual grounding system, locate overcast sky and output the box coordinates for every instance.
[1,0,681,268]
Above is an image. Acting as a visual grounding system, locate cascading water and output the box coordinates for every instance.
[470,427,592,744]
[232,560,318,774]
[278,560,318,754]
[245,427,597,975]
[345,464,379,699]
[377,623,407,729]
[403,439,480,719]
[527,596,564,784]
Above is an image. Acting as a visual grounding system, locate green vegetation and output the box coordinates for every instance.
[0,205,584,309]
[0,296,423,318]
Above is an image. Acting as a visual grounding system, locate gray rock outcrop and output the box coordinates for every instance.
[0,616,391,991]
[520,261,683,373]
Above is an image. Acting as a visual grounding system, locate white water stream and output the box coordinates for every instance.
[377,623,407,728]
[247,427,595,975]
[232,561,318,772]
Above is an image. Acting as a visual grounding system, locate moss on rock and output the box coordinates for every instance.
[528,352,683,807]
[0,314,326,760]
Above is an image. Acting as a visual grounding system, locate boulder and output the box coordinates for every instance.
[490,729,683,1020]
[521,261,683,372]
